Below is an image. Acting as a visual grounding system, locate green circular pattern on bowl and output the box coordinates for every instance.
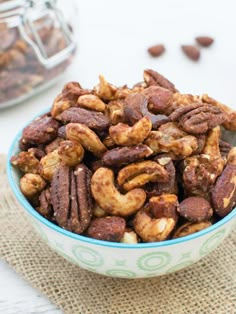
[200,229,226,256]
[105,269,136,278]
[137,252,171,271]
[72,245,104,267]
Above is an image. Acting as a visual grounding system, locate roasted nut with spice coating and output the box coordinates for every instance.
[178,197,213,222]
[134,207,176,242]
[117,160,169,191]
[109,116,152,146]
[58,140,84,167]
[172,221,212,239]
[102,144,153,167]
[143,69,178,92]
[169,103,226,134]
[211,147,236,217]
[21,114,60,145]
[87,216,126,242]
[77,94,106,112]
[11,151,39,174]
[51,164,93,233]
[106,100,126,125]
[144,122,198,159]
[149,194,179,221]
[94,75,117,101]
[91,167,146,216]
[20,173,46,198]
[39,149,61,181]
[66,123,107,157]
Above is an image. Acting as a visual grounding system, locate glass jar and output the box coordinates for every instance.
[0,0,77,108]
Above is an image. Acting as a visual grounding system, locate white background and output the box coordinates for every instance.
[1,0,236,313]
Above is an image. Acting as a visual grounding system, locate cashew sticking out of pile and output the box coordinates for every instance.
[91,167,146,216]
[117,160,169,191]
[66,123,107,157]
[109,116,152,146]
[134,207,176,242]
[77,94,106,112]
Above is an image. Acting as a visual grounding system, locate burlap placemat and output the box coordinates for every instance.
[0,155,235,314]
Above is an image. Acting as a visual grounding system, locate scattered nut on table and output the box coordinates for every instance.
[11,69,236,242]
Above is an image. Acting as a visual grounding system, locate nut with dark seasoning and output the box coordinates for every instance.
[102,144,153,167]
[178,197,213,222]
[143,69,178,93]
[169,103,227,134]
[51,164,93,233]
[21,114,60,145]
[61,107,110,132]
[87,216,126,242]
[12,69,236,243]
[211,148,236,217]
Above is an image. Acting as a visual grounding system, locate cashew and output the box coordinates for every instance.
[109,116,152,146]
[117,160,169,191]
[39,149,61,181]
[51,99,71,120]
[91,167,146,216]
[66,123,107,157]
[93,203,107,218]
[58,140,84,167]
[145,122,198,159]
[120,230,139,244]
[202,126,221,157]
[20,173,46,198]
[77,94,106,112]
[134,208,176,242]
[172,221,212,239]
[94,75,117,101]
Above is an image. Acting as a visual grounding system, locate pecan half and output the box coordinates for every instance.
[51,164,93,233]
[201,94,236,131]
[102,144,153,167]
[169,103,226,134]
[211,148,236,217]
[219,139,232,158]
[109,116,152,146]
[37,188,53,219]
[143,69,178,92]
[21,114,60,145]
[117,160,169,191]
[178,197,213,222]
[91,167,146,216]
[61,107,110,132]
[87,216,126,242]
[172,221,212,239]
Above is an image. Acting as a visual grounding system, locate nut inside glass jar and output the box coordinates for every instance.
[0,0,77,108]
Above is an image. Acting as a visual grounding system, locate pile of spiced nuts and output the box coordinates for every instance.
[11,69,236,243]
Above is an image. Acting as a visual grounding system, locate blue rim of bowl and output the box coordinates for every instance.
[7,111,236,249]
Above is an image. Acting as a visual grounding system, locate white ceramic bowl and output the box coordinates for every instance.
[7,117,236,279]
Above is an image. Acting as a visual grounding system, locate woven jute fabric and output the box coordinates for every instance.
[0,155,236,314]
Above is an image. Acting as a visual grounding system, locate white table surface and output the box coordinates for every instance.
[1,0,236,313]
